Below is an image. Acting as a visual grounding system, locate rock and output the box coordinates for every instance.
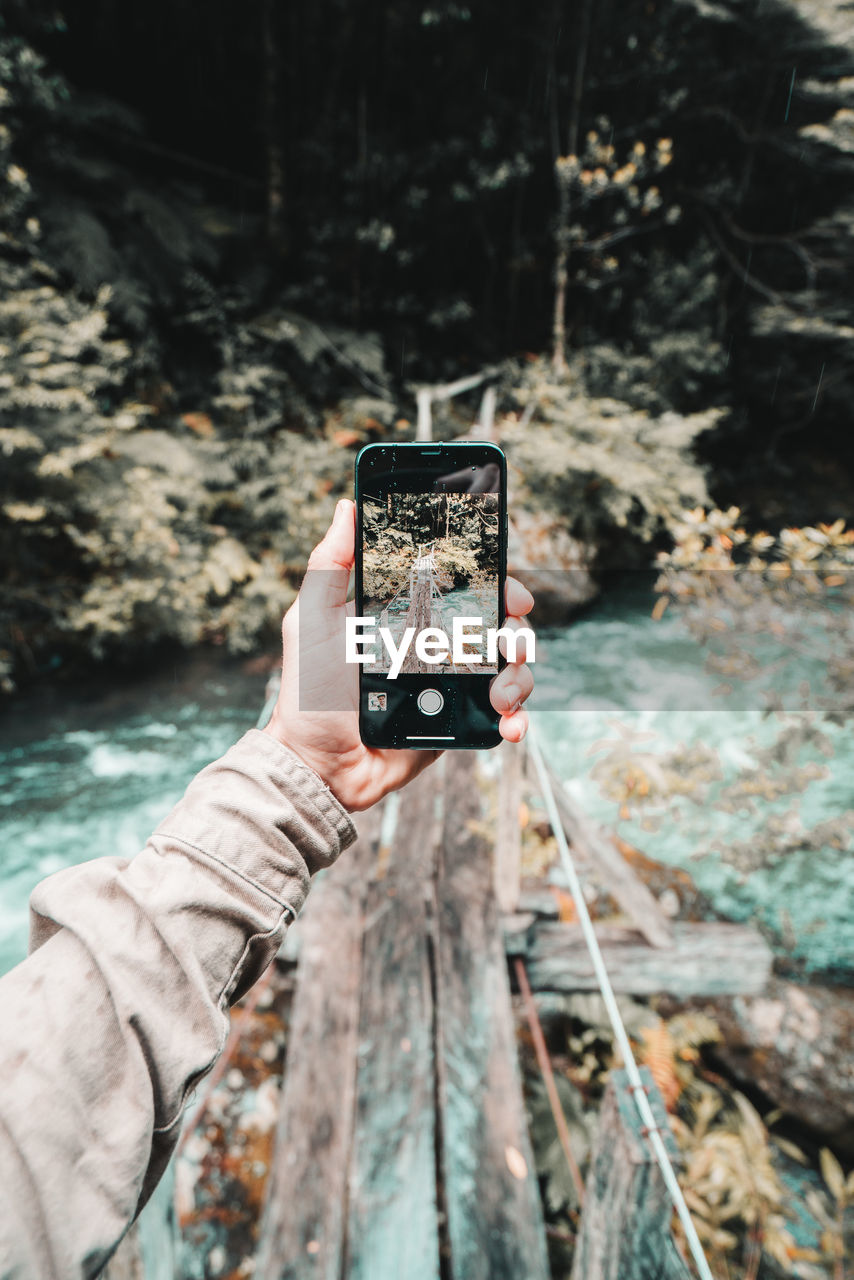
[507,509,599,621]
[688,979,854,1156]
[504,364,720,572]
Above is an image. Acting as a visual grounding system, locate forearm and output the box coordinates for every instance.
[0,729,355,1280]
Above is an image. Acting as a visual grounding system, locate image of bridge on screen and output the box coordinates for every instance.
[362,489,500,675]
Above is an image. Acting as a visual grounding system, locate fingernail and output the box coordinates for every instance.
[504,684,521,708]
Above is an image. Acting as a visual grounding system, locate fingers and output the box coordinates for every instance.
[493,580,536,742]
[495,614,536,663]
[499,705,529,744]
[490,662,534,717]
[505,576,534,618]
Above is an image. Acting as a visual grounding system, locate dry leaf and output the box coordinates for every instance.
[549,886,577,924]
[181,412,215,437]
[640,1020,681,1111]
[819,1147,845,1202]
[332,428,362,448]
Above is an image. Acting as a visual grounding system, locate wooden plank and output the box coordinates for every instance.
[344,772,442,1280]
[494,739,522,913]
[505,919,773,997]
[572,1066,692,1280]
[540,754,675,949]
[434,755,550,1280]
[255,808,379,1280]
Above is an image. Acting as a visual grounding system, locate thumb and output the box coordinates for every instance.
[307,499,356,572]
[300,499,356,613]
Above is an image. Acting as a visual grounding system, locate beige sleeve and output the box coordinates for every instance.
[0,729,356,1280]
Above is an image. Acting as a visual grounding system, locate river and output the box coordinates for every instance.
[0,653,271,976]
[0,577,851,980]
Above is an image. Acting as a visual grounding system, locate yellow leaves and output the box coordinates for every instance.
[660,505,854,602]
[38,436,107,478]
[204,537,261,597]
[549,886,577,924]
[639,1020,681,1111]
[637,1013,722,1120]
[182,411,216,438]
[819,1147,846,1203]
[818,518,846,538]
[331,428,363,448]
[3,501,46,522]
[612,162,637,185]
[651,593,669,622]
[680,1088,792,1240]
[554,154,581,183]
[0,426,43,456]
[114,402,157,431]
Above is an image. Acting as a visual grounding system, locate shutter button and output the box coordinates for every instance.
[417,688,444,716]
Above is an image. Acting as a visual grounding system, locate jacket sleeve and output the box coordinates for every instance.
[0,728,356,1280]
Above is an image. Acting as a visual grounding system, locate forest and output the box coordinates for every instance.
[1,0,854,1277]
[362,490,499,604]
[3,0,854,689]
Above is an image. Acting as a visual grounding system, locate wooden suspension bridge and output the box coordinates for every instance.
[250,746,770,1280]
[374,542,491,675]
[104,738,773,1280]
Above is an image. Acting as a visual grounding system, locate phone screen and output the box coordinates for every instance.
[355,442,506,749]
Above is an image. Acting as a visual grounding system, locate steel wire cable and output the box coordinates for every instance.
[527,727,715,1280]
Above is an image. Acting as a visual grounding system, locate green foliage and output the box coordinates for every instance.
[504,357,720,562]
[3,0,854,686]
[363,491,498,603]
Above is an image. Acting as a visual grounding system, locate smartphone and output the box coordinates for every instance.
[355,441,507,749]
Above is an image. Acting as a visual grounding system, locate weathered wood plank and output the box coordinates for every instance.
[344,773,441,1280]
[435,755,550,1280]
[504,919,773,997]
[255,808,379,1280]
[572,1066,692,1280]
[540,754,675,949]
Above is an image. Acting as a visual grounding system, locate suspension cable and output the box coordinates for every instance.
[527,727,715,1280]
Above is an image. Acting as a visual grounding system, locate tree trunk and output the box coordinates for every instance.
[261,0,286,251]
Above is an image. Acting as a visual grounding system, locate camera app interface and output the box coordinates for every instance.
[360,460,501,678]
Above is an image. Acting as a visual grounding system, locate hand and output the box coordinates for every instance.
[263,499,535,811]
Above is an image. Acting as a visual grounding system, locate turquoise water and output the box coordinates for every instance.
[530,576,854,978]
[1,578,851,981]
[0,656,268,977]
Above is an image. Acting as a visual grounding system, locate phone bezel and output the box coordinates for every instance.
[355,440,507,750]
